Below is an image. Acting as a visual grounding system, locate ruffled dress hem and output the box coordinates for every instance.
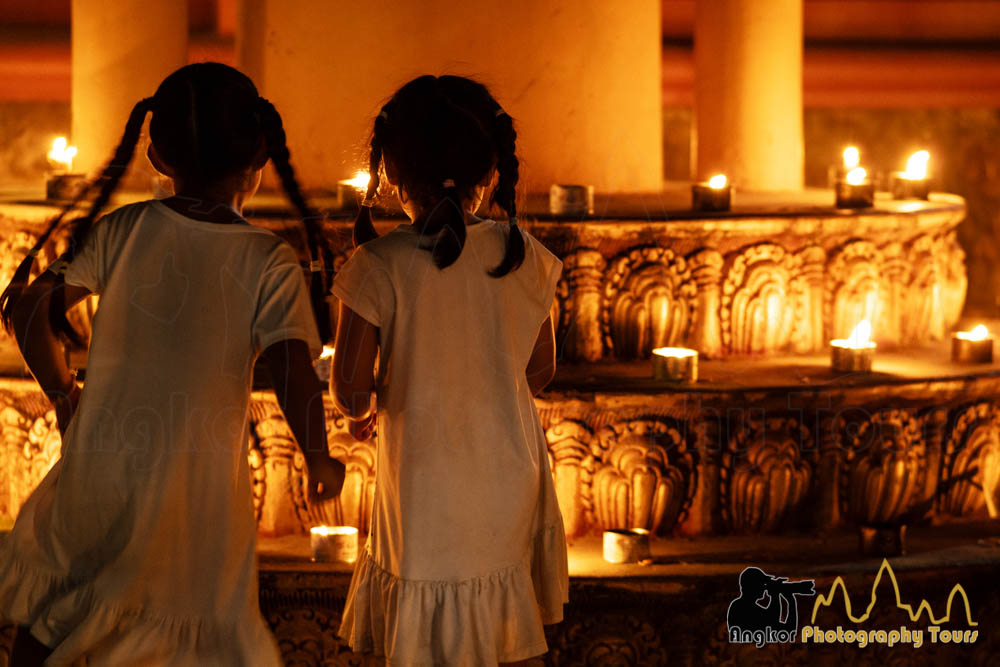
[0,540,280,666]
[338,523,568,665]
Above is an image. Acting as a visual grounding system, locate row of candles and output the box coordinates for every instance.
[690,148,933,213]
[653,320,995,383]
[44,136,931,216]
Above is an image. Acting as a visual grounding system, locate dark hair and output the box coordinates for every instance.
[354,75,525,276]
[0,62,333,343]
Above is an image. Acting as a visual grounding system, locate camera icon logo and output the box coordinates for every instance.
[727,566,816,647]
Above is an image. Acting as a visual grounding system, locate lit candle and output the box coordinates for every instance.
[835,166,874,209]
[691,173,731,212]
[602,528,651,564]
[313,345,335,382]
[337,170,371,210]
[952,324,994,363]
[45,137,86,202]
[891,150,931,200]
[831,319,876,372]
[652,346,698,382]
[549,184,595,216]
[827,145,860,187]
[310,525,358,563]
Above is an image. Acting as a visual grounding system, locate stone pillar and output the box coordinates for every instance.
[694,0,803,191]
[239,0,663,193]
[561,250,606,362]
[71,0,188,176]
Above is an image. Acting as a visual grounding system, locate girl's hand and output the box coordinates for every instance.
[348,412,376,441]
[53,382,82,436]
[307,455,346,502]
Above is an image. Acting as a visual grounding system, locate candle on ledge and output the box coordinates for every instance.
[45,137,86,202]
[337,170,370,210]
[952,324,994,363]
[891,150,931,200]
[652,346,698,383]
[602,528,651,564]
[549,184,594,216]
[831,319,876,372]
[310,525,358,563]
[828,145,859,187]
[835,166,874,209]
[691,173,731,212]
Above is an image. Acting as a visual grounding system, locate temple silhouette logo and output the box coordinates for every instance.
[800,559,979,648]
[727,567,816,647]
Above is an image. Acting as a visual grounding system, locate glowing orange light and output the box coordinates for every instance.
[843,146,860,170]
[846,167,867,186]
[310,525,357,537]
[344,170,370,190]
[956,324,989,341]
[652,347,698,359]
[48,137,77,171]
[846,319,873,348]
[708,174,727,189]
[903,150,929,180]
[319,345,336,359]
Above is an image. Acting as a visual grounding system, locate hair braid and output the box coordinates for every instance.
[353,107,389,247]
[0,97,152,344]
[257,98,333,342]
[426,182,467,269]
[488,110,525,277]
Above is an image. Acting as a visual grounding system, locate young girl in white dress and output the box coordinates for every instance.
[331,75,568,666]
[0,62,345,666]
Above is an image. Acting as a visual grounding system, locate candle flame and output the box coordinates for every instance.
[345,170,370,190]
[708,174,727,189]
[843,146,860,170]
[847,319,872,348]
[652,346,698,359]
[903,150,929,180]
[48,137,77,171]
[958,324,989,341]
[845,167,867,186]
[319,345,335,359]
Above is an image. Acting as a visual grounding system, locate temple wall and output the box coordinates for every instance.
[240,0,664,193]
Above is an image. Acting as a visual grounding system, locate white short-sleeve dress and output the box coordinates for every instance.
[331,220,569,665]
[0,200,321,666]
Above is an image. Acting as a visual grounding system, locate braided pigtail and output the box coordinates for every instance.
[0,97,152,343]
[257,98,334,343]
[354,107,389,247]
[488,110,525,277]
[423,180,467,269]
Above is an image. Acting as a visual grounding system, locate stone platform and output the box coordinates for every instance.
[3,520,998,665]
[255,520,1000,665]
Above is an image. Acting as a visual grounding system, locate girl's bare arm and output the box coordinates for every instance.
[526,316,556,396]
[11,273,92,431]
[261,338,344,500]
[331,302,378,421]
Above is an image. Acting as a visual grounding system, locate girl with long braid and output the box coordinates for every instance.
[0,62,344,665]
[332,75,568,665]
